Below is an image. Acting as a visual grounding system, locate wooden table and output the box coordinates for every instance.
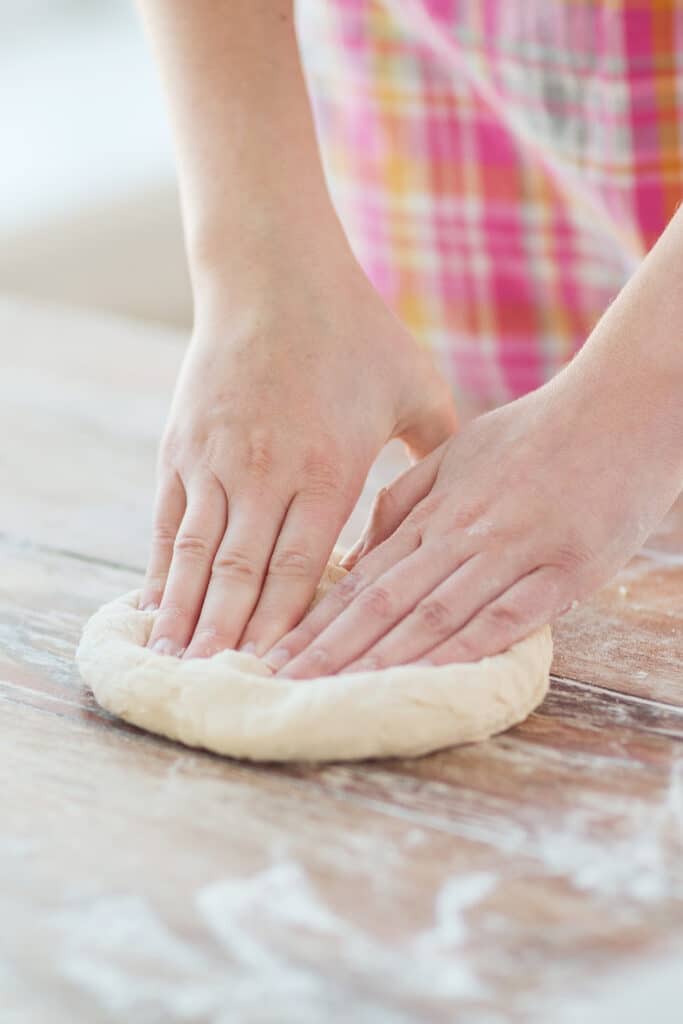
[2,295,682,1023]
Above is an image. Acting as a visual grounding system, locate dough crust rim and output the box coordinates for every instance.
[77,578,552,763]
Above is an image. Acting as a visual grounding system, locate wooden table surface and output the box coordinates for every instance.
[2,295,683,1024]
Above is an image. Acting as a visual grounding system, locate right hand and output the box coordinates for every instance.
[140,241,457,660]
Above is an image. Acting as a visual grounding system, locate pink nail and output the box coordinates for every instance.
[239,642,257,656]
[150,637,181,657]
[141,602,159,612]
[264,647,290,672]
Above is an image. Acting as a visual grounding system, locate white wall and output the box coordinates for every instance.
[0,0,192,325]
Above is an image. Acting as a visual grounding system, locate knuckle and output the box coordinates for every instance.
[155,603,189,627]
[358,584,394,620]
[269,546,315,578]
[395,522,423,552]
[416,598,452,636]
[484,601,521,631]
[174,532,211,560]
[331,570,365,606]
[202,432,230,477]
[211,549,259,583]
[552,538,595,575]
[451,633,480,662]
[302,454,342,499]
[451,500,487,532]
[151,523,177,550]
[158,434,182,469]
[246,433,275,479]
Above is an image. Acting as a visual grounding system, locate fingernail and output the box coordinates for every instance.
[150,637,181,657]
[348,657,380,673]
[239,642,257,656]
[264,647,290,672]
[414,658,433,667]
[141,602,159,612]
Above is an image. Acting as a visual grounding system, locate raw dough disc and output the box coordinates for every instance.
[76,560,552,763]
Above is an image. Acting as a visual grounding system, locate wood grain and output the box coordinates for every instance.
[3,536,683,1021]
[0,295,409,570]
[552,536,683,704]
[2,295,683,1022]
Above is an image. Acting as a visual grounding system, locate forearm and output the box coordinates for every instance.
[562,204,683,469]
[135,0,346,303]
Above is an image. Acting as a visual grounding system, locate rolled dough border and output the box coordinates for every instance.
[76,575,552,763]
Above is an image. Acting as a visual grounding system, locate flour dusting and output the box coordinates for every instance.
[47,863,496,1022]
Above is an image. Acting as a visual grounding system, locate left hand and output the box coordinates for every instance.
[141,239,456,662]
[268,362,683,677]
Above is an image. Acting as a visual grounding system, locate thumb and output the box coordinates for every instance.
[341,443,446,569]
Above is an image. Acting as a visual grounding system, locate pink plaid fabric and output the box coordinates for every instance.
[298,0,683,405]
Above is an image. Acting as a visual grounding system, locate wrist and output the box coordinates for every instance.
[189,207,360,321]
[557,205,683,470]
[556,304,683,479]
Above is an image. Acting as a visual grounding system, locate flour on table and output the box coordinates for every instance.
[76,557,552,763]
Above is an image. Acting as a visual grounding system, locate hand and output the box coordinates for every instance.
[271,361,683,677]
[140,246,457,659]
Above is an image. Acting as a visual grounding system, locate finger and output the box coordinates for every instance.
[264,508,428,673]
[237,491,351,657]
[147,478,227,655]
[140,471,186,610]
[340,546,529,673]
[340,447,444,570]
[182,490,287,658]
[277,541,472,678]
[420,566,566,666]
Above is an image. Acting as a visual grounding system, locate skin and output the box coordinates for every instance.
[272,207,683,676]
[138,1,683,673]
[136,0,456,658]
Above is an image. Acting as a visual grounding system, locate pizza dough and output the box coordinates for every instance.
[76,560,552,762]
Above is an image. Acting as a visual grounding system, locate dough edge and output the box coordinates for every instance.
[76,560,552,763]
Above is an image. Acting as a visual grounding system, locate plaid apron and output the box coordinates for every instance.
[298,0,683,404]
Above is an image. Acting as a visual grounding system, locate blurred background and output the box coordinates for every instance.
[0,0,192,326]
